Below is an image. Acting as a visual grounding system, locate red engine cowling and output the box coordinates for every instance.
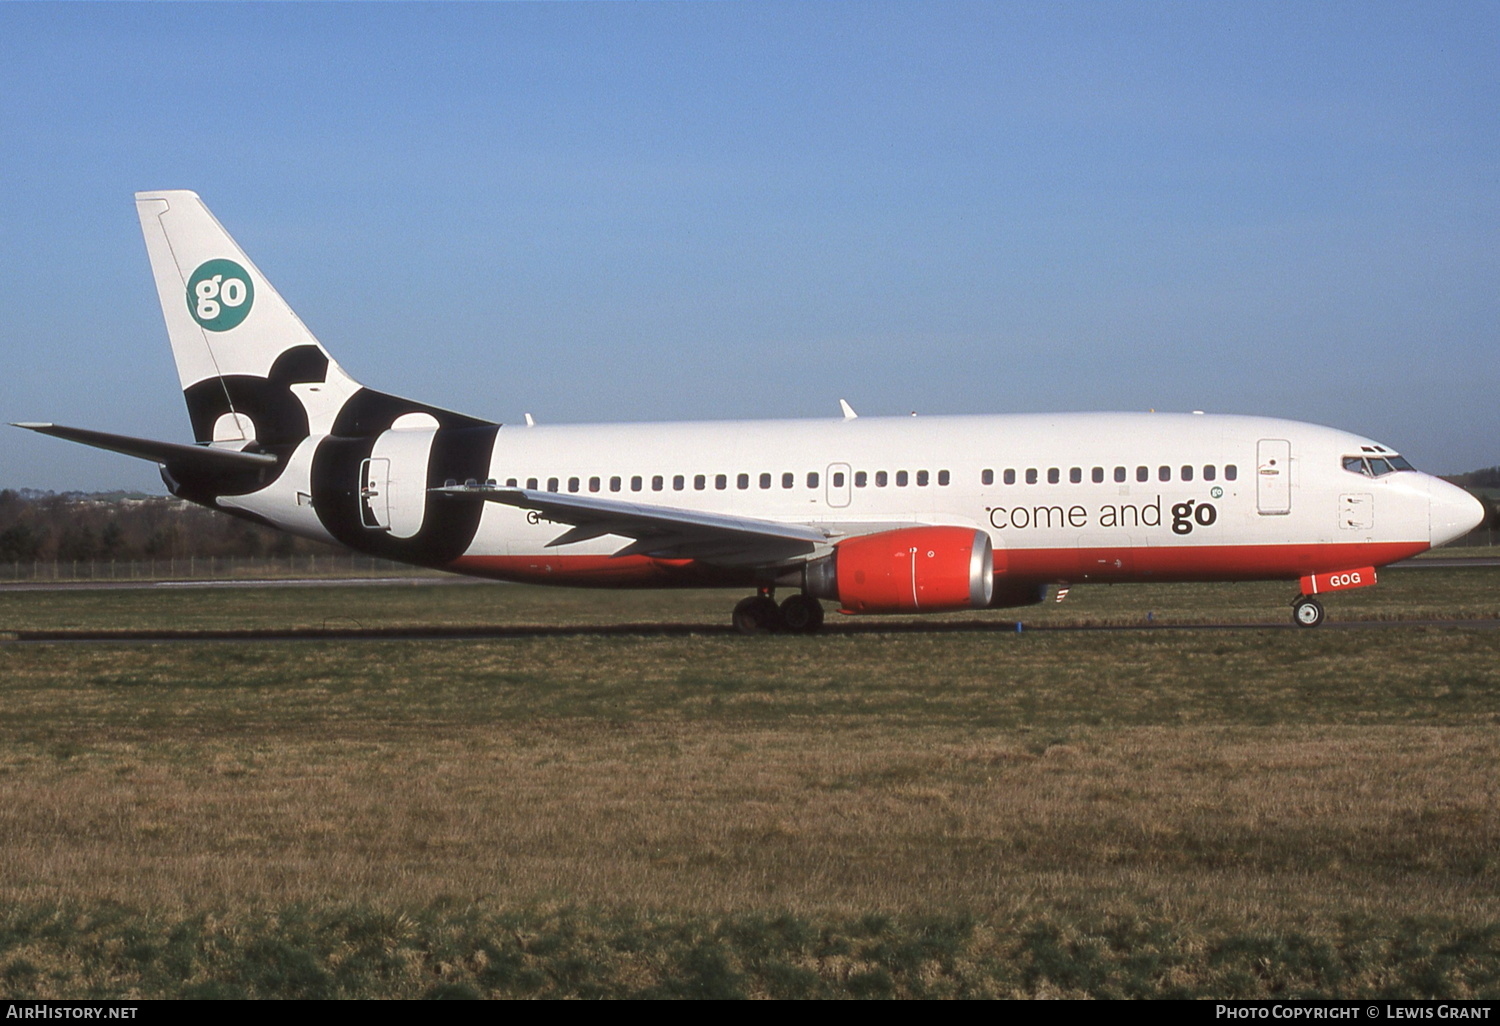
[827,526,994,614]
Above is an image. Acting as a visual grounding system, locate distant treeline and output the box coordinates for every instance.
[0,489,335,563]
[1443,466,1500,491]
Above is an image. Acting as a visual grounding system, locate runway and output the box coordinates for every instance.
[6,615,1499,645]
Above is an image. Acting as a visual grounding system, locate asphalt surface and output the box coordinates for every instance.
[4,615,1498,645]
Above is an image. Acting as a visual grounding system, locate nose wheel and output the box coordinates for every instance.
[1292,596,1324,628]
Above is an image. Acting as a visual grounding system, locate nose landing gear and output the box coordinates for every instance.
[1292,596,1325,628]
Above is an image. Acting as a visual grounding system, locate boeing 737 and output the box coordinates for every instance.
[14,192,1486,632]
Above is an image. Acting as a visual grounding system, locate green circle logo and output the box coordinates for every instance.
[1210,486,1224,499]
[187,259,254,332]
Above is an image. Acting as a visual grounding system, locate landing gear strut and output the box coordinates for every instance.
[1292,596,1325,628]
[731,588,824,635]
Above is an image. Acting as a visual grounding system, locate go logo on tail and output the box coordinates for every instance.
[187,259,254,331]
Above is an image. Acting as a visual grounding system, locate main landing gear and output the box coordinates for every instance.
[732,587,825,635]
[1292,596,1325,628]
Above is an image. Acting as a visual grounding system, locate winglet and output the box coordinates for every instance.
[839,399,858,420]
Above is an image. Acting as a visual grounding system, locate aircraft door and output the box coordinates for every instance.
[826,463,851,508]
[1257,439,1292,515]
[359,459,390,529]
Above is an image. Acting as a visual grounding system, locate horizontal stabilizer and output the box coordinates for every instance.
[12,422,278,470]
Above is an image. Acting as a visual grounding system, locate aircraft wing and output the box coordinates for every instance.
[431,483,834,565]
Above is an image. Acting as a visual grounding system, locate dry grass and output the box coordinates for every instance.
[1,571,1498,996]
[1,723,1497,922]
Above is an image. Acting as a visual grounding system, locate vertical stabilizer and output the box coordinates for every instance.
[135,190,363,445]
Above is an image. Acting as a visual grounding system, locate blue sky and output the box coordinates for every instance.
[2,1,1495,491]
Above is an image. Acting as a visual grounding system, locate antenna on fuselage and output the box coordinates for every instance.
[839,399,858,420]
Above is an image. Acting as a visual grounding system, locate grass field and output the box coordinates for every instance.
[1,568,1498,998]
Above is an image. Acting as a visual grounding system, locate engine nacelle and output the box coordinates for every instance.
[806,526,994,614]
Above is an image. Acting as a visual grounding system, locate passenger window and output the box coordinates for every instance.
[630,476,642,492]
[1180,465,1193,482]
[735,473,747,490]
[1136,466,1149,483]
[1026,469,1038,485]
[568,477,580,493]
[760,473,771,489]
[673,475,684,491]
[589,477,601,493]
[714,474,726,490]
[782,472,794,489]
[547,477,559,492]
[506,478,518,487]
[876,471,888,487]
[1203,465,1216,482]
[1114,467,1126,483]
[1004,469,1016,485]
[834,471,846,487]
[694,474,706,490]
[938,470,950,486]
[1047,468,1060,484]
[807,472,819,488]
[1225,465,1238,481]
[1092,467,1104,484]
[982,469,994,485]
[607,476,619,492]
[1069,467,1081,484]
[917,470,929,486]
[896,471,909,487]
[652,475,664,491]
[527,478,538,490]
[855,471,868,488]
[1158,466,1170,482]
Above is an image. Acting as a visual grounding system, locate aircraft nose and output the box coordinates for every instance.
[1429,477,1486,548]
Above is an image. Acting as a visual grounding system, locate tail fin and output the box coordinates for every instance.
[136,190,365,446]
[137,190,495,453]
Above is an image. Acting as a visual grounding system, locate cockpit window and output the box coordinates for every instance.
[1343,454,1414,477]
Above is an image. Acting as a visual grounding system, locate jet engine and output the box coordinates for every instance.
[804,526,994,614]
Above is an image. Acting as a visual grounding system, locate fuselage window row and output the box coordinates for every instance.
[981,465,1239,485]
[521,468,961,495]
[521,465,1241,495]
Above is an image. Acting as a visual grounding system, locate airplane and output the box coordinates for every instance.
[13,191,1487,633]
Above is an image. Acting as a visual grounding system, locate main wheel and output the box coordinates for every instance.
[779,593,825,634]
[1292,597,1325,628]
[732,595,783,635]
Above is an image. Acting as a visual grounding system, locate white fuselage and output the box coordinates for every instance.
[228,410,1473,590]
